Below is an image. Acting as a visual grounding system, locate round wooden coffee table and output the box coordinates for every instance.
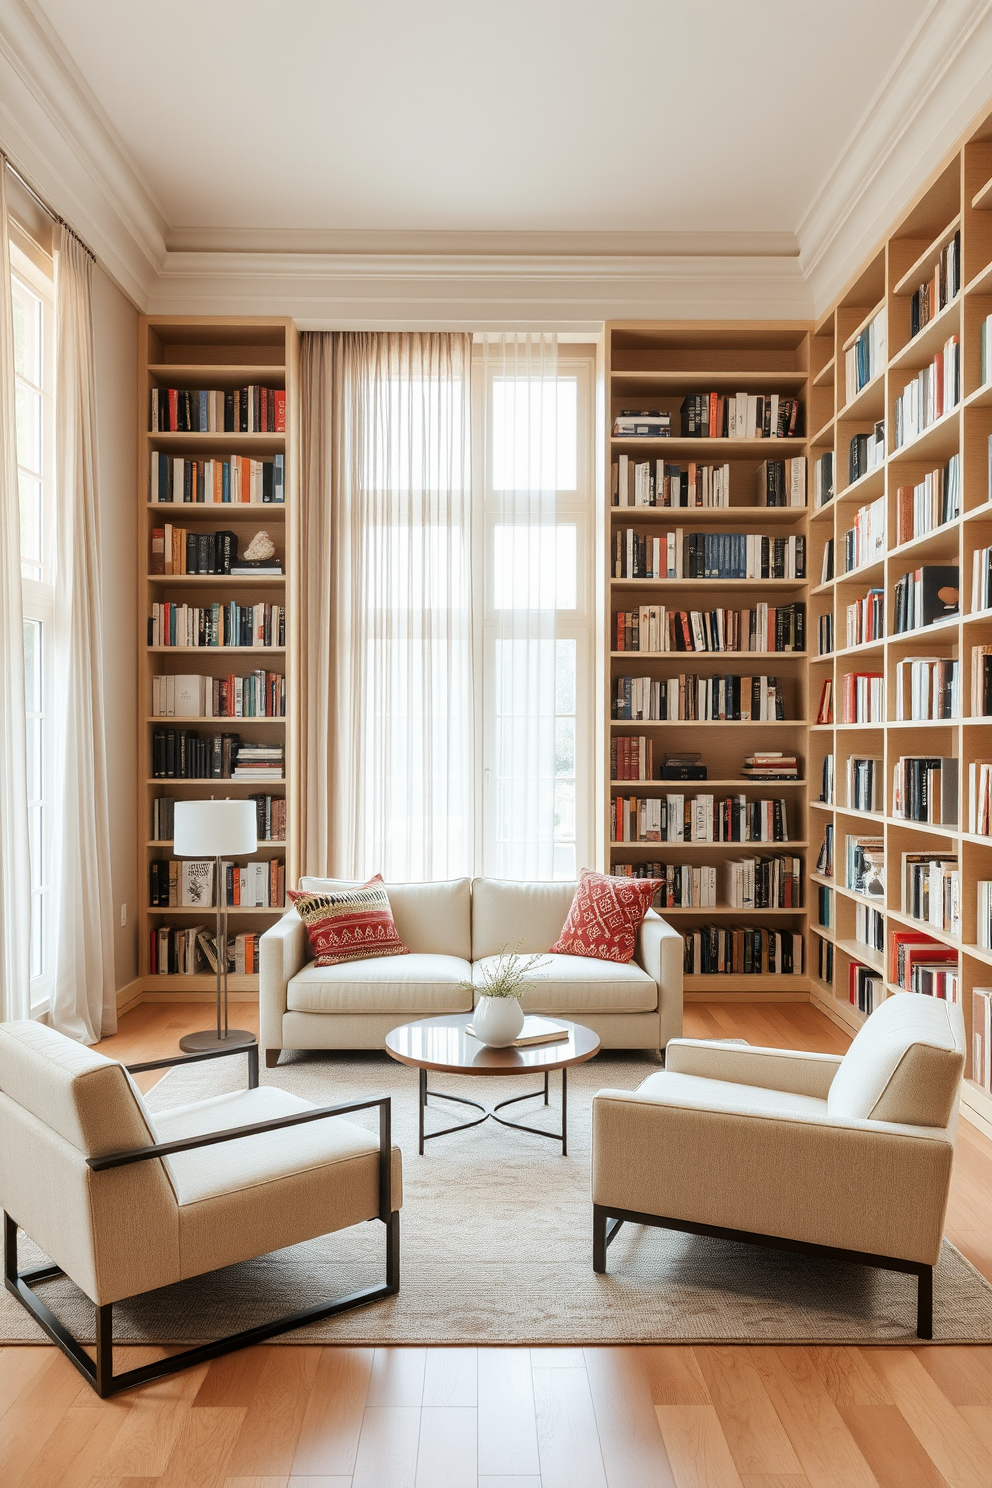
[385,1014,600,1156]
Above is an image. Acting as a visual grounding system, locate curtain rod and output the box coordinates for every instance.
[1,151,96,262]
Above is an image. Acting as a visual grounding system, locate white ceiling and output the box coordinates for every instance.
[34,0,933,240]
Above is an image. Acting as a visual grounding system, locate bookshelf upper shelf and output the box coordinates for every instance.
[892,214,962,297]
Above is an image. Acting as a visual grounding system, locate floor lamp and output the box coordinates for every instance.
[173,798,258,1053]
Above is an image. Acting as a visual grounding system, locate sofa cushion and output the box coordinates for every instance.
[827,992,965,1128]
[472,878,577,958]
[289,875,409,966]
[300,877,471,959]
[632,1069,829,1121]
[473,953,657,1015]
[287,953,473,1015]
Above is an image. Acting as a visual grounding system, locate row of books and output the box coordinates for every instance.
[612,410,670,437]
[842,670,884,724]
[152,793,286,843]
[150,927,262,977]
[683,925,803,975]
[679,393,803,439]
[856,902,885,952]
[846,834,882,896]
[813,451,834,509]
[850,963,883,1016]
[231,745,284,781]
[895,656,959,721]
[978,879,992,951]
[150,385,285,433]
[971,760,992,835]
[817,884,832,927]
[610,736,654,781]
[909,231,960,338]
[613,602,806,655]
[150,527,281,577]
[972,989,992,1090]
[148,602,286,649]
[893,564,959,633]
[816,937,834,983]
[893,337,960,447]
[892,755,958,825]
[151,729,285,781]
[846,587,884,647]
[904,852,960,933]
[612,458,732,508]
[817,614,833,656]
[149,857,285,909]
[150,452,285,505]
[842,494,886,573]
[819,754,834,805]
[151,671,286,719]
[848,755,883,813]
[895,457,960,546]
[611,793,791,845]
[973,646,992,717]
[972,545,992,612]
[848,424,885,485]
[641,864,718,908]
[613,530,805,581]
[844,307,887,404]
[613,674,786,722]
[724,855,803,909]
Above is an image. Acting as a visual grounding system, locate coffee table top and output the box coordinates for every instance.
[385,1014,600,1076]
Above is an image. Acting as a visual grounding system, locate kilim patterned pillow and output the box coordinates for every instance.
[551,869,662,963]
[288,875,409,966]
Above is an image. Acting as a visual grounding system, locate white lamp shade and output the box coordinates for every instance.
[173,799,257,857]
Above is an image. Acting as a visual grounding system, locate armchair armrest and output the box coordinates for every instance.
[634,910,683,1047]
[665,1039,842,1099]
[127,1043,259,1089]
[259,908,308,1054]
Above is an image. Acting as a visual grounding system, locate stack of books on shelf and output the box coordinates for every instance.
[614,792,791,845]
[893,337,960,447]
[679,393,802,438]
[820,753,834,804]
[149,857,285,909]
[817,613,833,655]
[742,752,799,781]
[613,530,804,580]
[610,735,654,780]
[848,424,885,484]
[150,928,263,977]
[895,657,959,720]
[813,451,834,508]
[977,880,992,950]
[973,989,992,1091]
[150,384,285,433]
[842,494,885,572]
[151,671,285,719]
[842,671,884,724]
[890,929,959,999]
[846,834,884,895]
[895,457,960,544]
[847,755,883,812]
[903,851,960,933]
[233,743,285,781]
[724,855,802,908]
[683,927,803,976]
[846,588,885,646]
[893,564,959,632]
[972,647,992,716]
[817,937,834,982]
[755,458,807,506]
[908,231,960,337]
[971,545,992,613]
[845,307,887,401]
[152,526,236,575]
[613,674,785,722]
[892,756,958,825]
[149,601,286,649]
[150,453,285,505]
[856,902,885,952]
[849,963,883,1015]
[969,759,992,835]
[613,602,805,654]
[627,865,718,909]
[816,822,834,877]
[612,457,728,507]
[612,410,670,438]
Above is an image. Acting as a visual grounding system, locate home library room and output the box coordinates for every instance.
[806,99,992,1135]
[138,316,298,1003]
[603,324,811,1001]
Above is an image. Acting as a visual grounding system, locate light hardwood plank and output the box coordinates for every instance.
[10,1403,127,1488]
[866,1349,992,1488]
[739,1477,812,1488]
[748,1347,878,1488]
[195,1348,273,1407]
[533,1366,608,1488]
[654,1404,745,1488]
[916,1345,992,1406]
[157,1405,247,1488]
[641,1346,712,1405]
[414,1405,477,1488]
[0,1346,67,1420]
[695,1346,804,1477]
[835,1404,949,1488]
[584,1346,677,1488]
[226,1477,290,1488]
[423,1348,478,1408]
[478,1479,543,1488]
[957,1405,992,1457]
[227,1347,320,1478]
[95,1360,209,1477]
[808,1348,892,1408]
[286,1478,353,1488]
[531,1348,585,1368]
[0,1349,112,1487]
[366,1348,426,1408]
[477,1350,540,1478]
[291,1347,373,1477]
[351,1406,421,1488]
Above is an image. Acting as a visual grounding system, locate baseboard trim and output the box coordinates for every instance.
[115,979,143,1016]
[140,989,258,1004]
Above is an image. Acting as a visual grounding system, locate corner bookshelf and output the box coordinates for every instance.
[805,100,992,1136]
[602,324,812,1002]
[137,317,298,1001]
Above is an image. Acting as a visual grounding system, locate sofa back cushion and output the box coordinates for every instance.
[299,876,471,959]
[472,878,578,958]
[826,992,965,1128]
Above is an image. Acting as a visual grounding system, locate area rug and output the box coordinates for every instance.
[4,1048,992,1346]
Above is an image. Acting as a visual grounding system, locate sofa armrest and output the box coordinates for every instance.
[634,910,683,1048]
[259,909,308,1054]
[665,1039,843,1098]
[591,1088,954,1266]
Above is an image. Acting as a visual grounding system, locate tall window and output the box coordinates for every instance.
[11,246,55,998]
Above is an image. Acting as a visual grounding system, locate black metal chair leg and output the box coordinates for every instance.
[593,1204,608,1272]
[386,1210,400,1293]
[917,1265,934,1339]
[95,1303,114,1397]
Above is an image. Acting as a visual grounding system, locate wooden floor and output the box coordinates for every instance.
[4,1000,992,1488]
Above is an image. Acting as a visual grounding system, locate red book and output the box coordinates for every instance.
[274,389,286,432]
[167,388,178,431]
[150,528,164,574]
[709,391,718,438]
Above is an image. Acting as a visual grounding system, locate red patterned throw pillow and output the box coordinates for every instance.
[288,875,409,966]
[551,869,661,963]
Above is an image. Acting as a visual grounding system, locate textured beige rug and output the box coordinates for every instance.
[4,1048,992,1346]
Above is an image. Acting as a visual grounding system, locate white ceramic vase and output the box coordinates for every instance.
[473,994,525,1047]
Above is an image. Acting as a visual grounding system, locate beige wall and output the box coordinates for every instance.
[91,264,139,991]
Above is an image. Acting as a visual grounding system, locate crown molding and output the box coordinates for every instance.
[798,0,992,313]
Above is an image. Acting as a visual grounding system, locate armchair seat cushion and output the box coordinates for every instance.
[473,953,657,1014]
[287,953,473,1015]
[632,1070,829,1121]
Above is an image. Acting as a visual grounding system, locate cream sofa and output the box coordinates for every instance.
[592,992,966,1338]
[260,876,683,1065]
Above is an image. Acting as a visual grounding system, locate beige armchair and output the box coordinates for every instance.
[0,1021,401,1396]
[592,992,965,1338]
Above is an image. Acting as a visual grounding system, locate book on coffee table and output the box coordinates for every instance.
[465,1016,569,1047]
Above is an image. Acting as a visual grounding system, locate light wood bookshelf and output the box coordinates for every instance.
[804,100,992,1133]
[136,316,298,998]
[602,323,812,1002]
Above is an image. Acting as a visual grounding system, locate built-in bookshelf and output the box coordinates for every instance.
[137,317,298,1001]
[602,325,811,1000]
[804,103,992,1135]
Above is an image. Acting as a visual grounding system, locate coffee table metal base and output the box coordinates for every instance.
[418,1067,569,1155]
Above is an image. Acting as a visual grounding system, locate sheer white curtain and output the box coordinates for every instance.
[49,228,116,1042]
[478,333,576,879]
[320,332,474,881]
[0,160,32,1020]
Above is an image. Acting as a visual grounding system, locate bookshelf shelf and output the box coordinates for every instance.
[609,506,807,524]
[610,437,806,453]
[148,575,285,588]
[145,502,286,519]
[813,357,835,388]
[889,296,961,369]
[610,778,805,791]
[608,840,809,851]
[610,369,808,391]
[893,215,962,297]
[148,363,287,379]
[146,646,286,654]
[837,370,885,422]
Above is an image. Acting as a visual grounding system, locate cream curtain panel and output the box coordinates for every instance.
[49,228,116,1043]
[299,332,474,882]
[0,160,32,1021]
